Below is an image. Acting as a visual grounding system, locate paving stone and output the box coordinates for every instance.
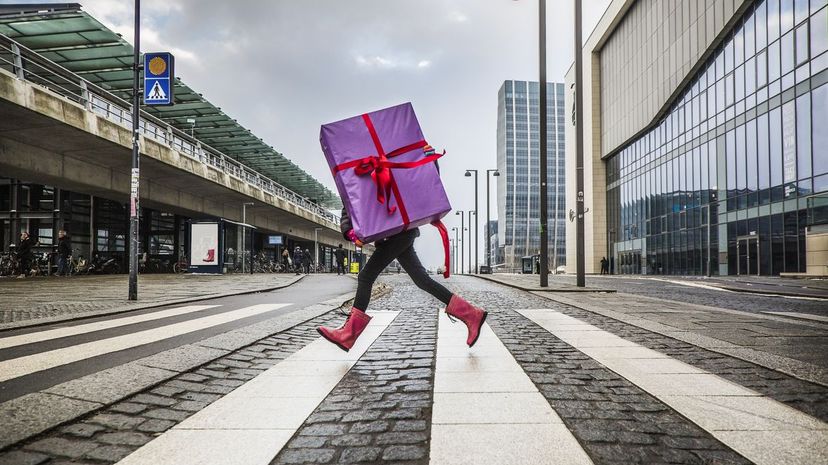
[60,423,106,438]
[86,413,145,430]
[25,437,98,458]
[84,444,133,462]
[349,420,390,434]
[392,420,427,432]
[341,409,382,422]
[381,445,427,461]
[142,408,191,421]
[0,450,49,465]
[136,418,176,433]
[329,434,371,447]
[109,402,149,414]
[97,431,152,447]
[287,436,329,448]
[375,432,428,445]
[172,400,210,412]
[277,448,336,464]
[338,447,382,463]
[299,424,348,436]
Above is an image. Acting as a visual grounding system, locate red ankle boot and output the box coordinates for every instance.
[445,295,488,347]
[317,307,372,352]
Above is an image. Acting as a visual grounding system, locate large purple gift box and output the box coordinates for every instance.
[320,102,451,243]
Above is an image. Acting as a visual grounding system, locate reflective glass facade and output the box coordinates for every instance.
[607,0,828,276]
[497,80,566,270]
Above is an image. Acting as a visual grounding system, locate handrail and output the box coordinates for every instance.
[0,33,337,224]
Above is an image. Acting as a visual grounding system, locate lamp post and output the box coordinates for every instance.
[538,0,549,287]
[455,210,464,274]
[467,210,475,274]
[314,227,323,272]
[451,227,459,275]
[128,0,141,300]
[242,202,254,273]
[574,0,586,287]
[486,169,500,270]
[464,170,479,274]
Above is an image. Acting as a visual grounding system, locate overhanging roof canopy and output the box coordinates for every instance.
[0,3,341,209]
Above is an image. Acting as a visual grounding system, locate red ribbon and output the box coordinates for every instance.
[332,112,451,279]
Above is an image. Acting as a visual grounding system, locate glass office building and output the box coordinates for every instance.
[606,0,828,276]
[497,80,566,271]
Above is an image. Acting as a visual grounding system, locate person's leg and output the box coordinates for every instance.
[396,245,452,305]
[353,237,410,310]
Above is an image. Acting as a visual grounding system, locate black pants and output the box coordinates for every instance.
[354,229,453,311]
[337,262,345,275]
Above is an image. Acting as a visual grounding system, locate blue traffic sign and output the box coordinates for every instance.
[143,52,174,106]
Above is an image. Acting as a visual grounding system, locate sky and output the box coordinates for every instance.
[12,0,612,269]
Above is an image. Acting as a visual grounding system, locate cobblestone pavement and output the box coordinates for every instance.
[0,273,303,327]
[0,275,826,464]
[483,273,828,316]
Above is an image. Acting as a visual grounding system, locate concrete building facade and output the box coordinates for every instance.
[566,0,828,276]
[497,80,567,271]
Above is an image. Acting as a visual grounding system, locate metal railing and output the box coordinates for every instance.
[0,34,337,224]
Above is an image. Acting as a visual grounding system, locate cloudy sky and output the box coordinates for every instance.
[16,0,611,268]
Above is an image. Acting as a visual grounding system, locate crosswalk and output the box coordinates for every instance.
[2,304,827,465]
[0,303,289,383]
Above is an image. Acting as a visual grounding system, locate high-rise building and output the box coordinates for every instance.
[566,0,828,276]
[497,80,567,271]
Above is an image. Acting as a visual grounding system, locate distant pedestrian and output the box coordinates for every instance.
[17,232,36,278]
[600,256,608,275]
[56,230,71,276]
[292,246,303,275]
[281,248,290,272]
[303,248,312,274]
[334,244,346,275]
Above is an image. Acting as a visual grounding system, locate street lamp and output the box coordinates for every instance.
[538,0,549,287]
[128,0,141,300]
[242,202,254,273]
[467,210,475,275]
[451,227,459,275]
[464,170,479,274]
[573,0,586,287]
[455,210,464,274]
[486,169,500,270]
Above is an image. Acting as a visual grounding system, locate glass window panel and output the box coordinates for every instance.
[769,0,781,41]
[709,140,718,191]
[757,50,768,88]
[727,129,737,191]
[725,73,735,107]
[781,31,795,74]
[746,119,758,191]
[735,26,745,65]
[781,0,794,32]
[814,0,828,13]
[769,40,781,81]
[812,8,828,57]
[813,84,828,175]
[757,1,769,49]
[797,93,812,179]
[746,12,756,58]
[770,107,783,186]
[725,36,735,72]
[736,65,745,102]
[782,100,797,187]
[795,0,810,24]
[737,124,747,192]
[795,23,809,65]
[746,57,757,94]
[758,113,770,189]
[716,50,725,81]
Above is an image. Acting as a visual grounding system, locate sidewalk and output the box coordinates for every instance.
[476,273,616,292]
[0,273,305,329]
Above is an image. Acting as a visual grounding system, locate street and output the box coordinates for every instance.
[0,274,825,464]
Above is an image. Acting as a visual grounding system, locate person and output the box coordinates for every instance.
[334,244,346,275]
[56,230,72,276]
[600,256,608,275]
[303,248,312,274]
[281,248,290,272]
[17,232,36,278]
[292,246,303,275]
[317,207,488,352]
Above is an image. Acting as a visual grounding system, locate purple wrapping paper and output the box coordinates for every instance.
[320,102,451,243]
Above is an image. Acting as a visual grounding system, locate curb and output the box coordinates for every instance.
[473,274,616,293]
[0,275,306,332]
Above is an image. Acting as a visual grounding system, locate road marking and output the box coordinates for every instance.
[0,305,220,350]
[520,309,828,465]
[761,311,828,323]
[115,311,399,465]
[429,312,593,465]
[0,304,290,383]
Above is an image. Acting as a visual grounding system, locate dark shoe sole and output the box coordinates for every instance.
[467,311,488,348]
[317,327,350,352]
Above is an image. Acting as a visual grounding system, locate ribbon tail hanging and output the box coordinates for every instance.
[431,220,450,279]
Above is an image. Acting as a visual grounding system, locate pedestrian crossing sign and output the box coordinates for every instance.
[143,52,174,106]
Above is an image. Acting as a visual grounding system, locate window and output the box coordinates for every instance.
[769,107,783,187]
[768,0,781,41]
[727,129,737,192]
[796,93,811,179]
[746,119,758,192]
[795,23,809,65]
[781,31,795,75]
[758,113,771,189]
[768,40,781,81]
[812,7,828,58]
[813,84,828,176]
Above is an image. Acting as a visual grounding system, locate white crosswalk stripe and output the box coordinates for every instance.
[0,305,220,350]
[0,303,290,383]
[430,312,593,465]
[115,311,400,465]
[519,309,828,465]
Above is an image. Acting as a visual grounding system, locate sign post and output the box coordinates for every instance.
[129,0,174,300]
